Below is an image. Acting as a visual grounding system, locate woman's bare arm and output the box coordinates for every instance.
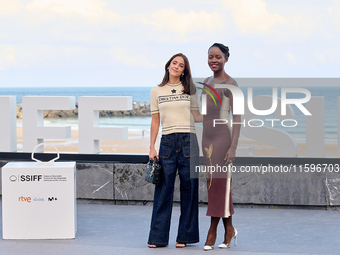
[149,113,160,160]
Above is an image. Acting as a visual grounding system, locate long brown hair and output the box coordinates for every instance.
[159,53,196,95]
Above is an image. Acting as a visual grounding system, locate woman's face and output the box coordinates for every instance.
[208,46,228,72]
[168,56,185,78]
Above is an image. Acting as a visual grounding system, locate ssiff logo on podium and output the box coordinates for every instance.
[2,162,76,239]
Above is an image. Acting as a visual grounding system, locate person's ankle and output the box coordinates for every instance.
[205,232,217,246]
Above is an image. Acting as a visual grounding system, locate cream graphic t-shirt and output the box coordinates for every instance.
[150,82,199,135]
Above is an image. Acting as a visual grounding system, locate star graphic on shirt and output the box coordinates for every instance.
[171,89,176,94]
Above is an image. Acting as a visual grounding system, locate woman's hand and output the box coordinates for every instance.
[149,148,159,161]
[224,147,236,165]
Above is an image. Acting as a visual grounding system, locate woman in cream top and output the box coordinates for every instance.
[148,53,201,248]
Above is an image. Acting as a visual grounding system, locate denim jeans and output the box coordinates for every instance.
[148,133,199,246]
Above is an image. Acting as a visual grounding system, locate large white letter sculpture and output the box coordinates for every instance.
[78,96,132,154]
[281,88,311,116]
[213,84,297,157]
[0,96,17,152]
[22,96,75,152]
[306,97,324,157]
[242,95,297,157]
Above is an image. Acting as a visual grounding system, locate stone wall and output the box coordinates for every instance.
[0,161,339,207]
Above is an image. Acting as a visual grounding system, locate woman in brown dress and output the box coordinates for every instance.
[202,43,241,251]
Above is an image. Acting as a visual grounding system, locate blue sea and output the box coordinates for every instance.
[1,86,339,142]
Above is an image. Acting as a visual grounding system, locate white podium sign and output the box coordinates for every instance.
[2,162,76,239]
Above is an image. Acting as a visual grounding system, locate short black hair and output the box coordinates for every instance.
[209,43,230,58]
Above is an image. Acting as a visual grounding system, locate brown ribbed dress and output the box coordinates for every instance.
[202,81,234,218]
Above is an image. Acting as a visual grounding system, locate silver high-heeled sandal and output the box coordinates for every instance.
[218,228,238,248]
[203,244,214,251]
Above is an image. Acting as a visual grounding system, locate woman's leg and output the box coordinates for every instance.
[176,169,199,244]
[205,217,220,246]
[176,133,199,244]
[222,216,235,245]
[148,135,177,246]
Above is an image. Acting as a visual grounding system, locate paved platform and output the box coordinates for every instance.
[1,201,340,255]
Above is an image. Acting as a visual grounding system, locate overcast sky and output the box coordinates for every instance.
[0,0,339,87]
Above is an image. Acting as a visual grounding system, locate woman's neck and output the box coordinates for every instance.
[213,69,228,78]
[168,76,181,85]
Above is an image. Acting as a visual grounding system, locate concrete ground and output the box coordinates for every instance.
[1,201,340,255]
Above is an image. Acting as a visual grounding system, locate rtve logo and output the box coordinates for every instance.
[18,196,31,203]
[18,196,45,203]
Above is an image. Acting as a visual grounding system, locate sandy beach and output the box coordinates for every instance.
[15,127,337,157]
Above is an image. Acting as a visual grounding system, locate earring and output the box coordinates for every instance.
[181,73,184,77]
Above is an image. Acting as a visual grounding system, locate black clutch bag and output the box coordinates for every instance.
[145,157,162,185]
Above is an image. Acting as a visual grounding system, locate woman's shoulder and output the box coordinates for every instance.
[151,85,162,92]
[225,76,238,87]
[150,86,160,98]
[151,84,161,89]
[221,76,238,97]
